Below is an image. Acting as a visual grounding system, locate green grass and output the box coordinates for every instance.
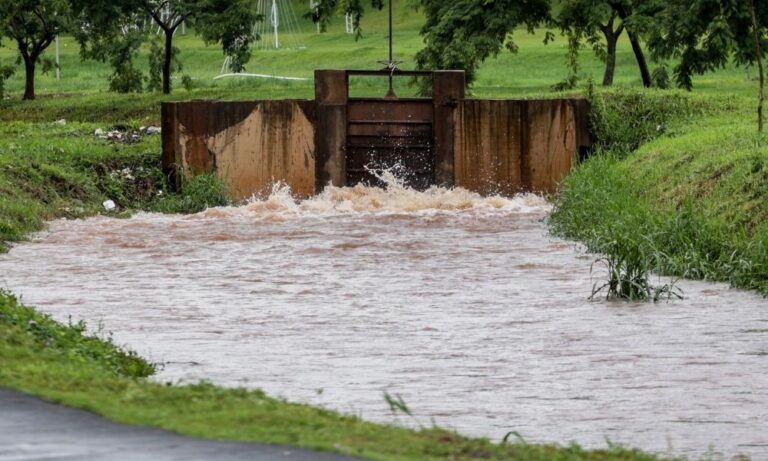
[550,90,768,297]
[0,0,760,113]
[0,121,231,250]
[0,291,668,461]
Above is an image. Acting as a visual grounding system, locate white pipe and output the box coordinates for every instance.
[272,0,279,48]
[213,73,309,81]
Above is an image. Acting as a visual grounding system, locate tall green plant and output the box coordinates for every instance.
[0,64,14,99]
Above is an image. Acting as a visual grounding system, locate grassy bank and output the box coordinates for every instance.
[0,291,665,461]
[0,121,230,251]
[550,90,768,297]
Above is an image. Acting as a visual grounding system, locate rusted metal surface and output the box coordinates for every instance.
[454,100,523,196]
[316,69,464,190]
[432,71,465,187]
[346,98,434,189]
[162,69,594,199]
[162,100,316,200]
[454,99,590,194]
[522,99,578,193]
[315,70,348,189]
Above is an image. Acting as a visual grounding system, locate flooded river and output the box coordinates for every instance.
[1,181,767,459]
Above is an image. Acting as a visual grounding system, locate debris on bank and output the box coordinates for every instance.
[94,125,161,144]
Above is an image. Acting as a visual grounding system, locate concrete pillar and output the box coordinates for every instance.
[315,70,348,190]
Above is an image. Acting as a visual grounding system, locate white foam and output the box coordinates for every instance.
[199,173,551,220]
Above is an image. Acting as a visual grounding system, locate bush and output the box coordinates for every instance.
[586,86,715,156]
[153,173,231,214]
[0,64,15,99]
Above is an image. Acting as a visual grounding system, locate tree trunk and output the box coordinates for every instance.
[163,29,174,94]
[751,0,764,133]
[602,29,619,86]
[22,53,36,101]
[609,1,652,88]
[627,33,652,87]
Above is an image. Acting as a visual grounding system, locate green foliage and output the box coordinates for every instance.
[554,0,620,86]
[147,38,181,93]
[0,290,155,377]
[194,0,261,73]
[650,66,670,90]
[647,0,768,90]
[0,63,14,98]
[152,173,230,214]
[107,31,145,93]
[70,0,259,94]
[552,33,581,91]
[586,86,716,155]
[308,0,385,38]
[414,0,551,86]
[181,74,194,91]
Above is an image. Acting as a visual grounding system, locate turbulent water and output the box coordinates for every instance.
[2,178,767,459]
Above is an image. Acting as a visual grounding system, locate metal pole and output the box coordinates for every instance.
[389,0,393,65]
[55,35,60,81]
[387,0,394,96]
[272,0,279,48]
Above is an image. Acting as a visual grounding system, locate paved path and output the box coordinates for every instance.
[0,388,364,461]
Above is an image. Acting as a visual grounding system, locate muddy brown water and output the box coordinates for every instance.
[1,181,767,459]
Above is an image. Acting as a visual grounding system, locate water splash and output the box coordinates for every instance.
[199,176,550,220]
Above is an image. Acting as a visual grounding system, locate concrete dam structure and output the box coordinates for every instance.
[162,70,592,200]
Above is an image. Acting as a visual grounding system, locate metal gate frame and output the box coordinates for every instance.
[314,69,465,191]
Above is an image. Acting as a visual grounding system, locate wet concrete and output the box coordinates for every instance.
[0,388,362,461]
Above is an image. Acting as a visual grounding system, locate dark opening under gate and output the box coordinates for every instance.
[314,69,466,191]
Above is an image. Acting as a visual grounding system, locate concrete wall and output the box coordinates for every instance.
[454,99,590,195]
[162,100,316,200]
[162,96,590,199]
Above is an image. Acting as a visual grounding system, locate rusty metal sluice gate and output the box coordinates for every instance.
[162,69,592,200]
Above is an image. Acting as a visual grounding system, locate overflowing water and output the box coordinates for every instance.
[1,178,767,459]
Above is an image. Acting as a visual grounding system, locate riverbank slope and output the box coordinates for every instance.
[550,89,768,296]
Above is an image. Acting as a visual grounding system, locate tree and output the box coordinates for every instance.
[646,0,767,130]
[608,1,653,87]
[647,0,767,90]
[310,0,551,87]
[0,0,70,100]
[310,0,384,38]
[555,0,661,88]
[413,0,551,86]
[73,0,260,94]
[556,1,625,86]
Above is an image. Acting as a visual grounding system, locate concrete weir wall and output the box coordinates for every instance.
[162,71,591,199]
[454,98,591,195]
[162,100,316,200]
